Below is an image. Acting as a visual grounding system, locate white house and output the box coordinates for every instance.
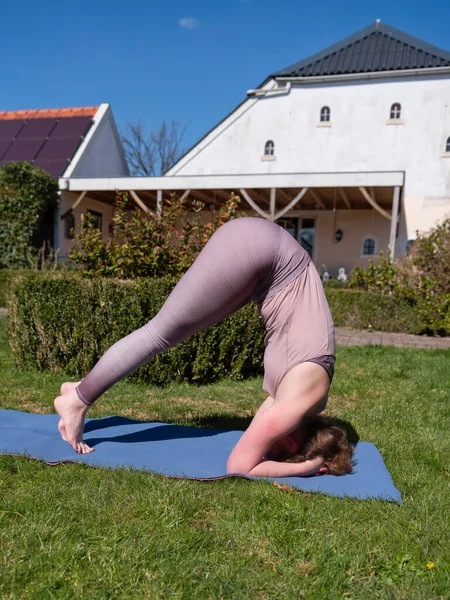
[58,21,450,275]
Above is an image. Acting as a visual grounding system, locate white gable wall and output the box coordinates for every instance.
[168,75,450,239]
[69,106,128,178]
[55,104,128,257]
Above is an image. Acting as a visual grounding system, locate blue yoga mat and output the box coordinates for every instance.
[0,409,401,502]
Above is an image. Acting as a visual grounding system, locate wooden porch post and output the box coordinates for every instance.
[389,186,401,259]
[270,188,277,221]
[157,190,163,216]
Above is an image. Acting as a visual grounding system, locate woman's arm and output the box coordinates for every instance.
[227,362,330,476]
[246,455,325,478]
[252,395,275,421]
[226,394,307,475]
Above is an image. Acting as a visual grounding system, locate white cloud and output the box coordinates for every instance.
[178,17,199,29]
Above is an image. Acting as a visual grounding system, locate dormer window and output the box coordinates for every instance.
[264,140,275,156]
[446,137,450,153]
[390,103,401,120]
[320,106,331,122]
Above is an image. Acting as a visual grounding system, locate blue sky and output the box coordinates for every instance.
[2,0,450,149]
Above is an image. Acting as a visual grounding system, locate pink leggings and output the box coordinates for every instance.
[76,218,332,405]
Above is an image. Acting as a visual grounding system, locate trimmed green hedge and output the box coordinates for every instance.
[0,270,14,307]
[7,273,266,385]
[325,288,422,334]
[6,273,423,385]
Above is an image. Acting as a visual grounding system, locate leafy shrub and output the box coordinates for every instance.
[408,218,450,296]
[69,192,243,278]
[0,162,59,268]
[350,252,397,295]
[7,273,423,386]
[350,218,450,335]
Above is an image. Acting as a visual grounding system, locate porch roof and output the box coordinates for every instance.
[61,171,404,192]
[60,171,404,215]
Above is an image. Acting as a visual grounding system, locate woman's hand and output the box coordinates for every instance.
[246,455,326,478]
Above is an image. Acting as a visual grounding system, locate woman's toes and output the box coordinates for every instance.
[78,441,94,454]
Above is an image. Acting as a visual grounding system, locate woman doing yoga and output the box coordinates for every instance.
[55,217,353,477]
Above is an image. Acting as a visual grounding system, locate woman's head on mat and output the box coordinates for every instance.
[267,416,354,476]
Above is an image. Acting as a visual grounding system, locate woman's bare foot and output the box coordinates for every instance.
[58,381,82,440]
[54,389,93,454]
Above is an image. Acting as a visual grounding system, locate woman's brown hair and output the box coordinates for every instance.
[285,415,355,476]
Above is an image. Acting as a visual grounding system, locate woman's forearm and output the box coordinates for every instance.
[246,456,325,478]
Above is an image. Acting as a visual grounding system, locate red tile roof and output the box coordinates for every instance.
[0,106,98,120]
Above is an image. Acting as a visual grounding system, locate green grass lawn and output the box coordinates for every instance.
[1,317,449,599]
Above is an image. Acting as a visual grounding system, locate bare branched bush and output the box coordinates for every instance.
[121,120,187,176]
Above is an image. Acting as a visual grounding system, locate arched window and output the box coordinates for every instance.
[320,106,331,122]
[264,140,275,156]
[390,103,401,119]
[362,238,376,256]
[446,136,450,153]
[406,239,415,255]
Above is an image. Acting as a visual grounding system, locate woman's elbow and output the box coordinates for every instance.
[226,456,252,476]
[226,457,241,475]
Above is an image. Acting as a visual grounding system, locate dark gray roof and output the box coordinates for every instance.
[272,21,450,78]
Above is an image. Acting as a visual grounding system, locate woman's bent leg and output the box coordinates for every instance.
[76,221,266,405]
[55,218,276,452]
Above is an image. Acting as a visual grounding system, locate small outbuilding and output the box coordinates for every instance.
[0,103,128,259]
